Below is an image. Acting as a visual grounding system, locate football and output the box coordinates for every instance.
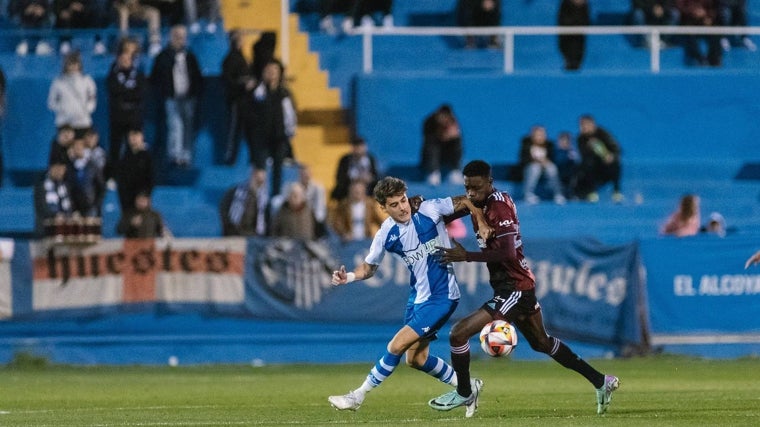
[479,320,517,357]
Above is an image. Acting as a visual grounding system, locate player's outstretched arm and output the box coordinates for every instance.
[331,262,378,286]
[745,250,760,269]
[450,195,494,240]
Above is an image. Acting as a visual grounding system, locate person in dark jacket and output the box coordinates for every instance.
[106,37,146,180]
[149,24,203,167]
[219,168,270,236]
[558,0,590,70]
[33,161,77,237]
[116,191,169,238]
[575,115,623,203]
[221,28,256,165]
[248,59,296,196]
[115,128,154,213]
[251,31,276,81]
[330,137,379,201]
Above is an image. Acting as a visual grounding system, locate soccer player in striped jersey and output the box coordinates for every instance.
[328,176,491,412]
[428,160,619,416]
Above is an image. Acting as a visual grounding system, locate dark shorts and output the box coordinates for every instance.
[481,288,541,323]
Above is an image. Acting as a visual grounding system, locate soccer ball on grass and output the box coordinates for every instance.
[479,320,517,357]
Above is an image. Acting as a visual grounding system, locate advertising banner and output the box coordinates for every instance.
[243,237,646,348]
[8,238,247,319]
[6,237,646,349]
[641,237,760,345]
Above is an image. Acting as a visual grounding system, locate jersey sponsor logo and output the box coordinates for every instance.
[388,233,399,242]
[498,219,514,227]
[401,238,440,267]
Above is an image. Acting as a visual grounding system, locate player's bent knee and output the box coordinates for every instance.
[528,337,552,354]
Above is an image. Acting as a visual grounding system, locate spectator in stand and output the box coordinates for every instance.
[660,193,700,237]
[150,25,204,168]
[106,37,146,180]
[717,0,756,52]
[700,211,727,237]
[555,131,580,200]
[33,161,77,237]
[252,31,276,81]
[298,164,328,238]
[115,128,154,213]
[184,0,221,34]
[319,0,354,34]
[576,115,623,203]
[630,0,680,48]
[114,0,162,57]
[219,168,270,236]
[249,59,297,196]
[66,137,104,216]
[518,125,566,205]
[52,0,105,55]
[328,179,387,242]
[271,182,317,240]
[221,28,256,165]
[558,0,590,71]
[48,51,97,138]
[457,0,501,48]
[676,0,722,66]
[83,127,106,181]
[49,124,76,166]
[421,104,463,187]
[347,0,394,30]
[10,0,53,55]
[117,191,170,238]
[331,136,380,201]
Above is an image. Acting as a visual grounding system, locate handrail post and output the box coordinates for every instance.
[504,29,514,74]
[280,0,289,67]
[363,28,373,74]
[650,29,661,73]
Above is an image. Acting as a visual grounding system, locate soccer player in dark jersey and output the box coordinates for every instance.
[428,160,619,416]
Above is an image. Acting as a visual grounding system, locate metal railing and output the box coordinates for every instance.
[345,25,760,73]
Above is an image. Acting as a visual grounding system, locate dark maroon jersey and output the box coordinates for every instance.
[471,190,536,292]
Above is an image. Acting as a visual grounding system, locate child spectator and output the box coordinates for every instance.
[555,131,580,199]
[67,137,105,216]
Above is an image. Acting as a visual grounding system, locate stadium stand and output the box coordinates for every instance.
[0,0,758,242]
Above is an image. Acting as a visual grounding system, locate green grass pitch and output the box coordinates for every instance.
[0,355,758,426]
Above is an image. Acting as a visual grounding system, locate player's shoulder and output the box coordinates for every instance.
[487,190,515,206]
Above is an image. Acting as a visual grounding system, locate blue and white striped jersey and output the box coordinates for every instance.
[365,197,460,304]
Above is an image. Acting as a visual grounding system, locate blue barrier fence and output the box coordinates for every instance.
[0,234,757,365]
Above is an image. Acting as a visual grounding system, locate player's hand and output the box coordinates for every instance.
[331,265,347,286]
[409,195,424,214]
[435,239,468,263]
[745,250,760,269]
[476,219,494,241]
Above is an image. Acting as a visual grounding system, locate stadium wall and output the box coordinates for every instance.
[354,72,760,170]
[0,235,758,365]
